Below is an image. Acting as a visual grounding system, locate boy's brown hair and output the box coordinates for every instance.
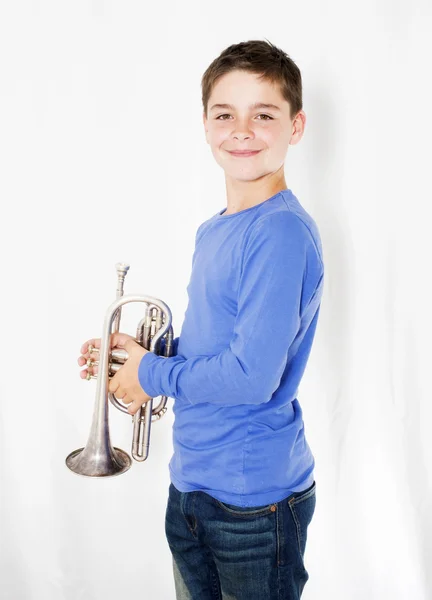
[201,39,303,121]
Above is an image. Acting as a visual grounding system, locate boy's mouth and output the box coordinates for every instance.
[227,150,261,157]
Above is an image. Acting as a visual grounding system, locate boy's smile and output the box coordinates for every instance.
[227,149,262,157]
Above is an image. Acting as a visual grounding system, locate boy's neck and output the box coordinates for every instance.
[224,171,287,216]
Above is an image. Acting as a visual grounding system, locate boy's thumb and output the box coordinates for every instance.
[110,332,135,349]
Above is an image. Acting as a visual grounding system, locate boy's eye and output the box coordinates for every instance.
[216,114,273,121]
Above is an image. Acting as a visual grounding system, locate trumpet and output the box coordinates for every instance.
[65,262,174,477]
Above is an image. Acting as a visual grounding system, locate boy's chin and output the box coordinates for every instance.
[224,171,267,183]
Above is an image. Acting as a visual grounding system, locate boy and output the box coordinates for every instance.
[78,39,324,600]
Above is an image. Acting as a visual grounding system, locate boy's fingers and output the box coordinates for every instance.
[127,398,143,415]
[77,354,96,365]
[80,338,101,354]
[79,364,99,378]
[80,335,133,356]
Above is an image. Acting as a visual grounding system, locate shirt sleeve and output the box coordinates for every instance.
[138,212,317,406]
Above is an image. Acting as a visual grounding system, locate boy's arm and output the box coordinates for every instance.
[138,212,322,406]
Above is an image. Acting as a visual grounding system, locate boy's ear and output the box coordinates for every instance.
[289,110,306,146]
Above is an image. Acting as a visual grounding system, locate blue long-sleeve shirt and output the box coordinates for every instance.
[138,188,324,507]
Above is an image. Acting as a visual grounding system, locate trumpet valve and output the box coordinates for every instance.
[111,348,128,363]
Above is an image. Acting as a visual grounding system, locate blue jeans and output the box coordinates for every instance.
[165,480,316,599]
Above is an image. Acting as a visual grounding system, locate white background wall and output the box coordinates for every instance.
[1,1,431,599]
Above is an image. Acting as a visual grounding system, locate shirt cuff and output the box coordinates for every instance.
[138,351,165,398]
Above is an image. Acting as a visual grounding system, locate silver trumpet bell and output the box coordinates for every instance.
[66,262,174,477]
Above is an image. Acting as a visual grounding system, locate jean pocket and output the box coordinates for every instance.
[287,482,316,556]
[215,498,277,518]
[287,480,316,504]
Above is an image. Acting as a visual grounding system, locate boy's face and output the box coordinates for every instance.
[203,70,305,183]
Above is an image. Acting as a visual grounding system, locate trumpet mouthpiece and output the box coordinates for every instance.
[115,263,130,277]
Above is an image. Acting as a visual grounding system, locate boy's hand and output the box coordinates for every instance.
[78,333,153,415]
